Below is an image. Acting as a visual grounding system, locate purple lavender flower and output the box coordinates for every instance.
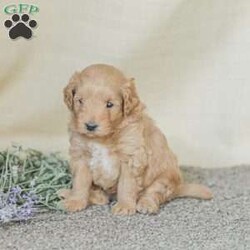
[11,185,22,195]
[17,202,33,220]
[7,193,17,205]
[16,190,38,220]
[0,191,16,223]
[22,191,38,204]
[6,185,22,205]
[0,186,38,223]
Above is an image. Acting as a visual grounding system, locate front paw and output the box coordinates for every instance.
[111,202,136,215]
[61,198,87,212]
[136,197,159,214]
[57,188,72,199]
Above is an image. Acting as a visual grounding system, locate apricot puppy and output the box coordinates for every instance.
[58,64,212,215]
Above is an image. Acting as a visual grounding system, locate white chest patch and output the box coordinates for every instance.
[88,142,113,174]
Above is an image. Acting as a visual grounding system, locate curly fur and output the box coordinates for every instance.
[58,64,212,215]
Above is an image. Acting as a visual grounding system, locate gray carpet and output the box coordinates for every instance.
[1,166,249,250]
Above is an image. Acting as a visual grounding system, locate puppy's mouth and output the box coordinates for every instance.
[85,131,98,137]
[84,128,113,138]
[82,128,101,137]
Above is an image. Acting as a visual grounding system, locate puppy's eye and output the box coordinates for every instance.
[78,99,83,105]
[106,101,114,108]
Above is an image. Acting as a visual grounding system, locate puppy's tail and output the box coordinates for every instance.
[175,183,213,200]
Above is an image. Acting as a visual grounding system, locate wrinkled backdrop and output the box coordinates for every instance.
[0,0,250,167]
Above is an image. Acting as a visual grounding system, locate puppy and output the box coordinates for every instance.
[58,64,212,215]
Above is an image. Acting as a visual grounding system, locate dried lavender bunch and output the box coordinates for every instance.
[0,144,72,223]
[0,186,38,222]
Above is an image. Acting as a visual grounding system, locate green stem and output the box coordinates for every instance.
[1,150,10,190]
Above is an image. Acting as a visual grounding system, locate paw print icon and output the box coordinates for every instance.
[4,14,37,39]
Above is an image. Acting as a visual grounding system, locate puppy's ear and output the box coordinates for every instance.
[121,78,141,116]
[63,72,81,110]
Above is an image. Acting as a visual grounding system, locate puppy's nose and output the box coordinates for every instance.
[85,122,98,131]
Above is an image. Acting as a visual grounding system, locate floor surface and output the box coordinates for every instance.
[1,166,249,250]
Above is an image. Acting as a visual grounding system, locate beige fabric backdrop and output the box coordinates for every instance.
[0,0,250,167]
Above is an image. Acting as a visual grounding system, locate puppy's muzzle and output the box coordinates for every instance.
[85,122,98,132]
